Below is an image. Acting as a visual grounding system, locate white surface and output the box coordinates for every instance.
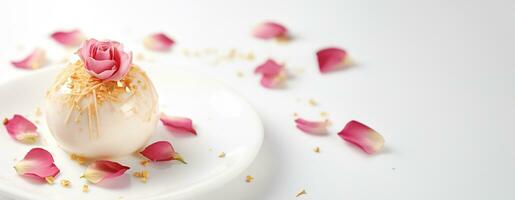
[1,0,515,199]
[0,67,263,199]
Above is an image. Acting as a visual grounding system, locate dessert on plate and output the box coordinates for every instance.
[45,39,159,158]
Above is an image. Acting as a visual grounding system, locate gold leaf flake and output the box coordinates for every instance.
[320,111,328,117]
[245,175,254,183]
[218,152,226,158]
[140,159,150,166]
[60,179,71,188]
[314,147,320,153]
[296,189,306,197]
[45,176,55,184]
[308,99,318,106]
[82,184,89,192]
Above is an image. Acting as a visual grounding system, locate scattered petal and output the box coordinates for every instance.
[295,118,328,135]
[140,141,187,164]
[50,29,85,47]
[316,47,348,73]
[3,114,39,143]
[338,120,385,154]
[160,114,197,135]
[254,59,286,89]
[11,48,46,70]
[144,33,174,51]
[14,148,60,181]
[81,160,130,184]
[253,22,288,40]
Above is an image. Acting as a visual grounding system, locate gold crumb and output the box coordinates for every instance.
[82,184,89,192]
[45,176,55,184]
[308,99,318,106]
[60,179,71,188]
[218,152,226,158]
[293,112,299,117]
[245,175,254,183]
[296,189,307,197]
[3,118,8,125]
[314,147,320,153]
[133,170,149,183]
[70,154,88,165]
[140,159,150,166]
[34,107,42,117]
[320,111,328,117]
[236,71,244,78]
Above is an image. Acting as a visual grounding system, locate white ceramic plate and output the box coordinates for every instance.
[0,66,264,200]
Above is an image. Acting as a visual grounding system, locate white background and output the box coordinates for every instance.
[1,0,515,199]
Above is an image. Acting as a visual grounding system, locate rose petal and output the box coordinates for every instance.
[14,148,60,181]
[140,141,187,164]
[295,118,328,135]
[160,114,197,135]
[253,22,288,40]
[3,114,39,143]
[11,48,46,70]
[144,33,174,51]
[316,47,348,73]
[50,29,85,47]
[82,160,130,184]
[254,59,286,89]
[338,120,385,154]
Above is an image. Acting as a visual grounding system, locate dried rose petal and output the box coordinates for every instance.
[50,29,85,47]
[316,47,348,73]
[254,59,286,88]
[14,148,60,181]
[160,114,197,135]
[144,33,175,51]
[253,22,288,40]
[82,160,130,184]
[140,141,186,164]
[295,118,328,135]
[338,120,384,154]
[3,114,39,143]
[11,48,46,70]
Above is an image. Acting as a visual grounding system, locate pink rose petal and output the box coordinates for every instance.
[140,141,186,164]
[50,29,85,47]
[316,47,348,73]
[253,22,288,40]
[14,148,60,181]
[3,114,39,143]
[338,120,385,154]
[295,118,328,135]
[82,160,130,184]
[160,114,197,135]
[254,59,286,88]
[144,33,175,51]
[11,48,46,70]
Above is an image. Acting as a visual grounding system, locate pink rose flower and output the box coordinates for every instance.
[78,39,132,81]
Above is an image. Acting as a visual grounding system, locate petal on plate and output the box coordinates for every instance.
[143,33,175,51]
[50,29,85,47]
[11,48,46,70]
[254,59,283,75]
[3,114,39,143]
[253,22,288,40]
[316,47,348,73]
[14,148,60,181]
[338,120,384,154]
[82,160,130,184]
[140,141,187,164]
[295,118,328,135]
[160,114,197,135]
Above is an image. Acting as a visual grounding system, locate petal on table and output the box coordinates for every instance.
[316,47,348,73]
[50,29,85,47]
[82,160,130,184]
[144,33,175,51]
[252,22,288,40]
[140,141,186,164]
[11,48,46,70]
[338,120,384,154]
[3,114,39,143]
[14,148,60,181]
[160,114,197,135]
[254,59,283,75]
[295,118,328,135]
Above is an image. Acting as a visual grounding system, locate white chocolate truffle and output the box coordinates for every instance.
[45,61,159,158]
